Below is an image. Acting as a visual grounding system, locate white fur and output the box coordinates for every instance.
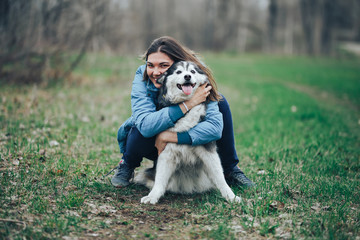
[136,61,241,204]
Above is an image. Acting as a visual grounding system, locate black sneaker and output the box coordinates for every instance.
[225,167,255,188]
[111,161,134,187]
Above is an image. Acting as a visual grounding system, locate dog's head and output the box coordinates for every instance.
[157,61,208,106]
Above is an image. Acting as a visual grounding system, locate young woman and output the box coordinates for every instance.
[112,36,254,188]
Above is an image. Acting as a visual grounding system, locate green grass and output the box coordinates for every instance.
[1,53,359,239]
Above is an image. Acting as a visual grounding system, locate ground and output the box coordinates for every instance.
[1,54,359,239]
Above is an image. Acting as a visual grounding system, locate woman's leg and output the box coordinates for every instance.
[217,96,240,173]
[217,96,255,187]
[112,127,158,187]
[122,127,158,168]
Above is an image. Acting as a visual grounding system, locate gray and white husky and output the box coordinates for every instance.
[135,61,241,204]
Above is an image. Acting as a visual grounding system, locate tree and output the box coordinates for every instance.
[300,0,360,56]
[0,0,106,84]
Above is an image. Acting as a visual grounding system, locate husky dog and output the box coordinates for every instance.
[136,61,241,204]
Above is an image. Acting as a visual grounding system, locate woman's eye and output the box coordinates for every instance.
[191,70,196,74]
[176,71,182,74]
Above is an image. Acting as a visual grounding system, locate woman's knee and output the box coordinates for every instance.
[124,127,157,160]
[218,95,231,114]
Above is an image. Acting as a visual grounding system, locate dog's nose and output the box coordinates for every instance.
[184,75,191,81]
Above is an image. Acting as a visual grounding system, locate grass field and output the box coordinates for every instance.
[1,53,359,239]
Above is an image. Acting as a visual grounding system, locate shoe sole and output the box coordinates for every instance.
[111,180,130,188]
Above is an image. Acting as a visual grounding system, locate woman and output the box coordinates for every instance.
[112,36,254,188]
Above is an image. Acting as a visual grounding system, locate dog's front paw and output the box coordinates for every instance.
[227,195,242,203]
[141,195,159,204]
[232,196,242,203]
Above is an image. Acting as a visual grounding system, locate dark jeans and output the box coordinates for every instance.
[121,96,240,174]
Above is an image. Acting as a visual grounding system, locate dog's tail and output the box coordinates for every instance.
[133,164,156,189]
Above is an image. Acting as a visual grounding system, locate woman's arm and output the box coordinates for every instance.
[155,131,178,155]
[155,100,223,154]
[187,100,223,145]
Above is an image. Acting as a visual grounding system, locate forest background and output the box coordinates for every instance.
[1,0,360,84]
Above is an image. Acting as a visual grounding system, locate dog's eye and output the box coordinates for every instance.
[191,70,196,74]
[176,70,182,74]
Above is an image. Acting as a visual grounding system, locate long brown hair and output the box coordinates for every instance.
[143,36,221,101]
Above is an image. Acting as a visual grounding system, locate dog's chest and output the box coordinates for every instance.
[170,104,206,132]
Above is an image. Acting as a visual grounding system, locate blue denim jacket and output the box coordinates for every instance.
[117,65,223,153]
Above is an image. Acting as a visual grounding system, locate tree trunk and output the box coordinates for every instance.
[267,0,278,52]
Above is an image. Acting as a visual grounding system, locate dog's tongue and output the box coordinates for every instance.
[182,85,193,95]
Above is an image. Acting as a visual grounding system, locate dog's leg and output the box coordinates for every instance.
[195,147,241,203]
[141,147,177,204]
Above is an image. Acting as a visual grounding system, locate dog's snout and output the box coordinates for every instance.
[184,75,191,81]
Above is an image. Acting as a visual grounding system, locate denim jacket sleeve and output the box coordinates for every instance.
[131,65,184,138]
[117,117,134,153]
[186,100,223,145]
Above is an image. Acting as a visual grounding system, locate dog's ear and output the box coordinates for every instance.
[156,72,167,85]
[194,65,205,75]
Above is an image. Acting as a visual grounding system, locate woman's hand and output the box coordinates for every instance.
[155,131,178,155]
[180,84,211,114]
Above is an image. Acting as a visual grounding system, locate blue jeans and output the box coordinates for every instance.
[120,96,240,174]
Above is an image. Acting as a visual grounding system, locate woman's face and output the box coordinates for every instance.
[146,51,174,88]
